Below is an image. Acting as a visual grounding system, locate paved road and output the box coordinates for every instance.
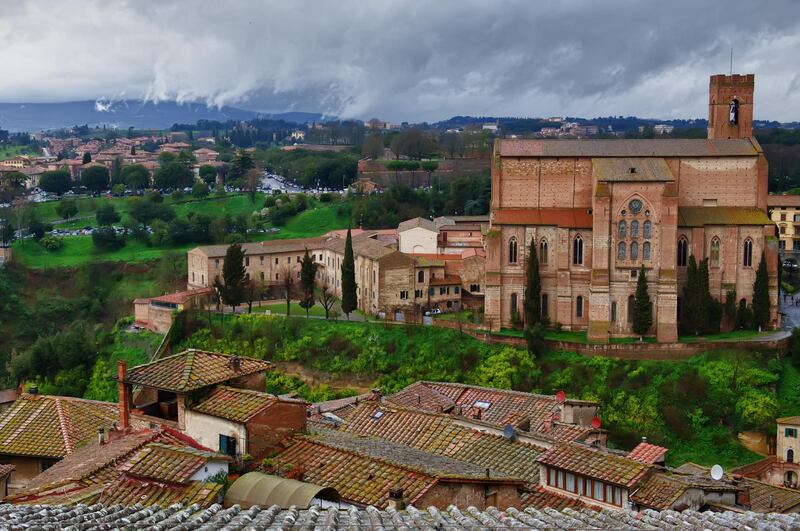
[262,173,304,193]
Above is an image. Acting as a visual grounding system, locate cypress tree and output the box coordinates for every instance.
[698,257,711,333]
[752,253,771,330]
[683,255,702,335]
[632,265,652,336]
[82,152,91,164]
[341,228,358,319]
[299,248,317,318]
[214,243,248,311]
[523,237,541,325]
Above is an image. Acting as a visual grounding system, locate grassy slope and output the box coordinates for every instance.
[14,204,348,268]
[0,145,36,160]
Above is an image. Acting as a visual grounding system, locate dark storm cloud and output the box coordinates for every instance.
[0,0,797,121]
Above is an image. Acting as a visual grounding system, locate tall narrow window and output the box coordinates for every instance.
[627,295,635,323]
[576,295,584,317]
[630,241,639,261]
[743,238,753,267]
[618,221,627,238]
[710,238,720,267]
[510,293,518,316]
[611,301,617,322]
[541,294,549,319]
[643,241,651,261]
[539,239,549,265]
[617,241,626,260]
[631,220,639,239]
[509,238,518,264]
[643,220,651,239]
[573,235,584,265]
[418,270,425,283]
[677,237,688,267]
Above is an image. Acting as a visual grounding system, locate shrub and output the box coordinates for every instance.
[144,190,163,203]
[96,204,121,226]
[171,189,185,201]
[111,184,126,196]
[192,181,210,198]
[55,199,78,219]
[39,234,64,251]
[319,192,333,202]
[91,226,125,250]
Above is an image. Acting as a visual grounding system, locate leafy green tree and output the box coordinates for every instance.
[56,199,78,220]
[789,327,800,365]
[340,228,357,318]
[154,161,193,190]
[421,160,438,186]
[523,237,541,326]
[81,166,110,192]
[96,204,120,226]
[91,226,124,250]
[199,164,218,186]
[82,152,92,164]
[39,170,72,194]
[752,253,771,330]
[299,248,317,317]
[214,243,248,311]
[192,181,210,198]
[121,164,149,190]
[632,265,652,336]
[230,149,255,181]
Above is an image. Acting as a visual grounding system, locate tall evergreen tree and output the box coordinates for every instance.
[82,152,91,164]
[299,248,317,318]
[632,265,652,336]
[523,237,541,325]
[698,257,712,333]
[214,243,248,311]
[340,228,358,319]
[752,253,771,330]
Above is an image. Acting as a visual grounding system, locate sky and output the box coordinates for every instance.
[0,0,799,122]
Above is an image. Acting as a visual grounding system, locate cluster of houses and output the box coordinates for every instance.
[0,348,797,520]
[0,136,222,190]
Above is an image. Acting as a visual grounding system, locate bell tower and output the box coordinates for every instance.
[708,74,754,140]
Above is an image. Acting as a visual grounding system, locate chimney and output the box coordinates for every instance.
[229,356,241,372]
[473,408,481,420]
[388,486,406,510]
[371,388,382,402]
[98,428,105,445]
[117,360,130,430]
[642,436,647,443]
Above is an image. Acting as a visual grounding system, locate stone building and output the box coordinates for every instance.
[485,74,778,341]
[767,194,800,254]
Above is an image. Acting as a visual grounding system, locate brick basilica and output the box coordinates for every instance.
[485,74,779,342]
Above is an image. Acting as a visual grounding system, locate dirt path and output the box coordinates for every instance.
[272,361,378,393]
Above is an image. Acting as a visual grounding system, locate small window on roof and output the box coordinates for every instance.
[474,400,491,409]
[372,410,384,420]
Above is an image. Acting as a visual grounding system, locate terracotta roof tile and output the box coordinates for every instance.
[339,402,544,483]
[767,195,800,208]
[592,158,675,182]
[678,206,771,227]
[122,349,271,393]
[97,477,222,507]
[0,394,121,459]
[492,208,593,228]
[519,485,585,510]
[536,444,651,488]
[191,386,279,423]
[627,442,669,464]
[498,138,758,158]
[149,287,215,305]
[398,217,437,233]
[121,442,220,484]
[630,473,687,510]
[744,477,800,512]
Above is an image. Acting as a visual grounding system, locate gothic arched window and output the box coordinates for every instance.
[643,241,651,261]
[643,221,652,239]
[617,241,626,260]
[730,98,739,125]
[539,239,548,265]
[418,270,425,283]
[508,238,518,264]
[618,221,627,239]
[710,238,720,267]
[631,241,639,261]
[677,237,688,267]
[631,220,639,239]
[743,238,753,267]
[572,235,584,265]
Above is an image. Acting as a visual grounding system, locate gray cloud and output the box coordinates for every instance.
[0,0,798,121]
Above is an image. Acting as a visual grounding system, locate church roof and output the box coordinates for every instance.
[498,138,758,158]
[592,158,674,182]
[492,208,593,228]
[677,207,771,227]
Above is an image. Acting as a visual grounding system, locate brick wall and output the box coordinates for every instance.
[246,401,306,462]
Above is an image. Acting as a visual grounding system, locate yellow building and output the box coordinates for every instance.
[767,194,800,253]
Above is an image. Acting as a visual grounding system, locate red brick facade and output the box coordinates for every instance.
[485,74,779,342]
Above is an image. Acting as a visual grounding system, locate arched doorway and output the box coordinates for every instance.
[785,470,798,489]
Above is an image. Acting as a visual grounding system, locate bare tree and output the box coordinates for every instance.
[279,265,296,316]
[317,279,337,320]
[245,168,261,203]
[246,275,266,313]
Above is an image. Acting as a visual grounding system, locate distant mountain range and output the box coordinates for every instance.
[0,100,328,132]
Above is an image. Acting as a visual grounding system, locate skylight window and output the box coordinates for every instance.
[474,400,491,409]
[372,411,384,420]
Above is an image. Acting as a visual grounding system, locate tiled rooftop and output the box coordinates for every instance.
[492,208,594,228]
[498,138,759,158]
[630,473,687,510]
[0,394,122,458]
[743,477,800,513]
[386,381,595,443]
[678,206,772,227]
[338,402,544,483]
[0,503,796,529]
[122,349,271,393]
[122,442,223,484]
[96,478,222,508]
[536,444,651,489]
[627,441,669,464]
[191,386,279,423]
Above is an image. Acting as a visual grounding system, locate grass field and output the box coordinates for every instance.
[0,145,36,160]
[14,204,349,268]
[252,301,331,317]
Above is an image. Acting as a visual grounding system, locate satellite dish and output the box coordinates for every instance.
[555,390,566,404]
[503,425,516,441]
[710,464,724,481]
[591,416,602,429]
